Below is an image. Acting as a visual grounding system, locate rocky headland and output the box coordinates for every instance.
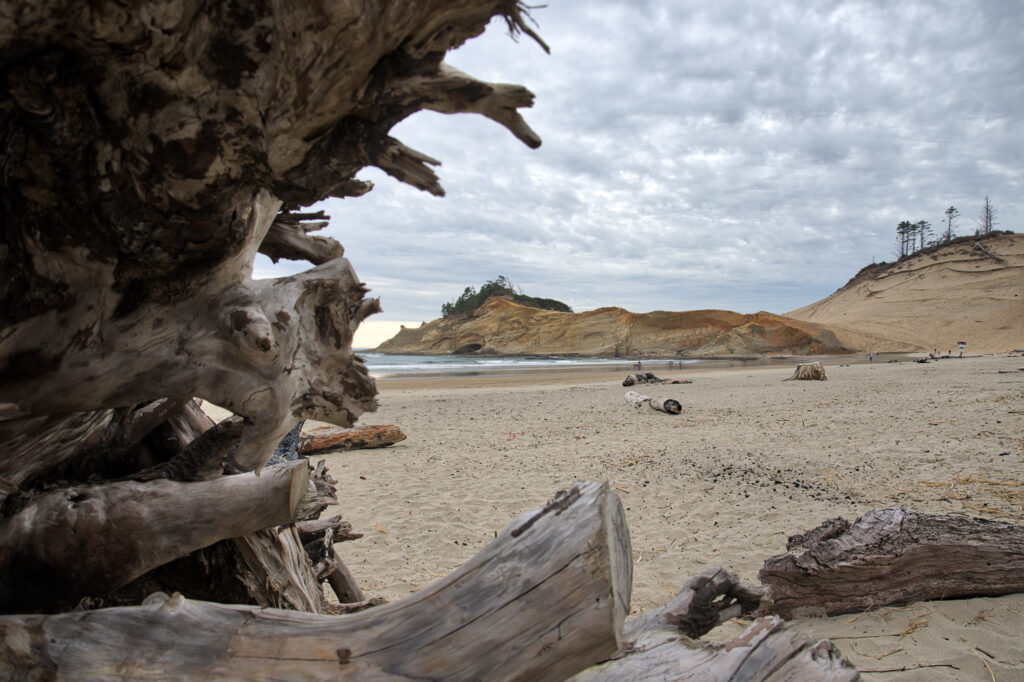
[377,232,1023,356]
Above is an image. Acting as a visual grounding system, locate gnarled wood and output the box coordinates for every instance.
[571,615,859,682]
[0,481,631,681]
[0,460,308,613]
[572,572,853,682]
[760,507,1024,618]
[0,0,544,473]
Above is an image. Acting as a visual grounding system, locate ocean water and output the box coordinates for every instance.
[355,351,879,378]
[356,352,689,378]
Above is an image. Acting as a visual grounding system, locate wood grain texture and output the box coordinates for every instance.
[0,460,308,613]
[571,615,859,682]
[0,481,631,681]
[760,507,1024,618]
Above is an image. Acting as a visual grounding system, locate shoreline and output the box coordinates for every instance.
[369,351,925,386]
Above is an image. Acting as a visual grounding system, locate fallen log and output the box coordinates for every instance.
[0,460,309,613]
[0,481,632,680]
[624,391,682,415]
[783,361,827,381]
[298,424,407,454]
[759,507,1024,618]
[571,568,856,681]
[623,373,692,386]
[106,459,354,614]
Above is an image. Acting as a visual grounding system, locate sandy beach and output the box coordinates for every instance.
[313,354,1024,679]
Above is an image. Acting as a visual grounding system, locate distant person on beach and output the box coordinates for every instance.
[868,353,873,362]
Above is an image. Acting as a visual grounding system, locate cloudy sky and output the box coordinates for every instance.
[254,1,1023,347]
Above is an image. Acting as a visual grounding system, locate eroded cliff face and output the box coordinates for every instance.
[375,298,849,356]
[788,232,1024,353]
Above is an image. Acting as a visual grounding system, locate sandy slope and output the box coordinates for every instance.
[317,353,1024,680]
[788,232,1024,353]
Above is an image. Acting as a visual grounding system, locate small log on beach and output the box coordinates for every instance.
[298,424,407,454]
[759,507,1024,618]
[0,482,632,681]
[623,373,692,386]
[783,361,827,381]
[625,392,682,414]
[571,568,856,682]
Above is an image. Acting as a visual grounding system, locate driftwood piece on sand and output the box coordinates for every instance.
[0,481,632,681]
[624,391,682,415]
[571,568,857,682]
[297,515,366,604]
[760,507,1024,618]
[298,424,408,454]
[623,373,693,386]
[0,461,308,613]
[784,361,827,381]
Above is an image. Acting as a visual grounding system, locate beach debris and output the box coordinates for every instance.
[298,424,407,454]
[624,391,682,414]
[575,569,856,681]
[759,507,1024,619]
[623,372,693,386]
[783,361,827,381]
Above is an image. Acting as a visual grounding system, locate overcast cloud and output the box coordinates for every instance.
[254,2,1023,345]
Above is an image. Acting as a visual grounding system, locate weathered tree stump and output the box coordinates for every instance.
[760,507,1024,618]
[784,361,827,381]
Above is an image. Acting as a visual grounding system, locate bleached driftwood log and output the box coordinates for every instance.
[0,460,308,613]
[571,568,857,681]
[0,482,632,681]
[624,391,682,414]
[783,361,827,381]
[298,424,407,454]
[759,507,1024,618]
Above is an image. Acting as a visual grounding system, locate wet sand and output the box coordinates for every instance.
[317,353,1024,679]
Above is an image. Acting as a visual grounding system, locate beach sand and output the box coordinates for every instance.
[311,354,1024,679]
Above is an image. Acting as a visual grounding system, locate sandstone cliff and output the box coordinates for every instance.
[375,298,849,357]
[788,232,1024,353]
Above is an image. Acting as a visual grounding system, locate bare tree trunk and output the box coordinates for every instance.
[0,482,631,681]
[760,507,1024,618]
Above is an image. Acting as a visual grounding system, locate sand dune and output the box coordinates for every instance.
[789,232,1024,353]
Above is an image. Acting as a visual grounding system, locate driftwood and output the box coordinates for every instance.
[571,568,857,681]
[784,361,827,381]
[103,459,353,614]
[0,460,308,613]
[624,391,683,415]
[623,373,693,386]
[298,424,407,454]
[0,481,632,681]
[297,515,366,604]
[760,507,1024,618]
